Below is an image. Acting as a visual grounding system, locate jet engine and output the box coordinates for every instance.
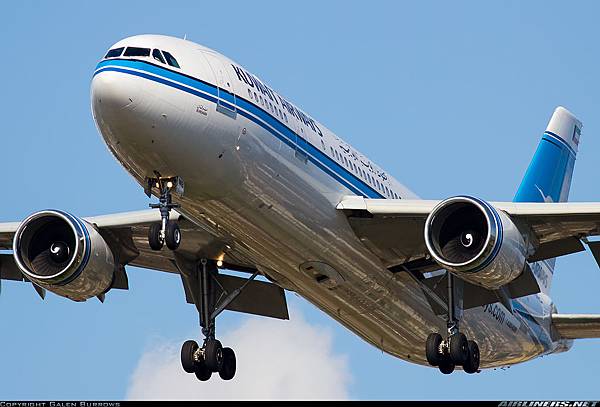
[13,210,115,301]
[424,196,527,289]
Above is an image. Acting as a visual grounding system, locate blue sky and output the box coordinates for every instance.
[2,0,600,400]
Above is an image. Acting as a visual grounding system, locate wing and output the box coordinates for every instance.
[1,209,255,274]
[337,196,600,311]
[0,209,288,319]
[336,196,600,268]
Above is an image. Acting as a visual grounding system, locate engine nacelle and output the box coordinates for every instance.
[13,210,115,301]
[424,196,527,289]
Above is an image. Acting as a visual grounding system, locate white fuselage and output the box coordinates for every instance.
[91,35,564,369]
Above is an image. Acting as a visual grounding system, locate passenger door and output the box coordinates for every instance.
[202,52,237,119]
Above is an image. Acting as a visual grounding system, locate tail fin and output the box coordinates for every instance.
[514,107,582,289]
[514,106,582,204]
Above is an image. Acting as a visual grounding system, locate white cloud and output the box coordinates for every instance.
[126,309,352,400]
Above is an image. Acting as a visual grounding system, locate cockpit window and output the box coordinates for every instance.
[104,47,124,58]
[152,49,166,64]
[124,47,151,57]
[162,51,180,68]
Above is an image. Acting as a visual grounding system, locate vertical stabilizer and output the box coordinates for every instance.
[514,107,582,203]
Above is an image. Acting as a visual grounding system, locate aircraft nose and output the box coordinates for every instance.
[91,71,139,118]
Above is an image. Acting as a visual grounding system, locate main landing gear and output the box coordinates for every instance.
[425,273,480,374]
[177,258,250,381]
[146,176,182,251]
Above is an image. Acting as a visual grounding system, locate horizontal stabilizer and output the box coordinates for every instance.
[552,314,600,339]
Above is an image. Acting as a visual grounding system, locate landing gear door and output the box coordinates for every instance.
[202,52,237,119]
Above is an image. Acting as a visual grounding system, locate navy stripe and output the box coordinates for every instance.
[95,66,219,106]
[460,196,504,274]
[94,59,387,199]
[51,210,91,286]
[543,131,577,157]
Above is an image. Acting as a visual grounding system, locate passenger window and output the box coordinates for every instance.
[124,47,151,57]
[162,51,181,68]
[152,49,166,64]
[254,92,258,101]
[105,47,124,58]
[248,89,252,98]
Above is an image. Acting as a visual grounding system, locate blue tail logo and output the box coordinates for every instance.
[514,107,581,204]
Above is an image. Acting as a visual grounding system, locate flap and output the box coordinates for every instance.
[419,264,540,314]
[182,273,289,320]
[0,254,24,281]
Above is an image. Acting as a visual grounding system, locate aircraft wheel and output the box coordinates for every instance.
[204,339,224,372]
[463,340,480,374]
[181,340,199,373]
[148,223,163,251]
[165,221,181,250]
[219,347,236,380]
[449,332,469,365]
[425,333,443,366]
[194,361,212,381]
[438,359,455,374]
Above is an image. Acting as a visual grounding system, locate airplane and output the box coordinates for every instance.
[1,34,600,381]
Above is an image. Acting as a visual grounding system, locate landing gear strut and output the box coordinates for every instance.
[147,176,182,251]
[178,258,249,381]
[425,272,480,374]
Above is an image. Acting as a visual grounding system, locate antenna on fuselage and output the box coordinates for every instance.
[183,33,187,40]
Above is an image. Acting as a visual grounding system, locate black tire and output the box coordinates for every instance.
[219,347,236,381]
[425,333,443,366]
[165,221,181,250]
[438,359,455,375]
[194,361,212,381]
[463,340,480,374]
[148,223,163,251]
[204,339,224,372]
[449,333,469,365]
[181,340,198,373]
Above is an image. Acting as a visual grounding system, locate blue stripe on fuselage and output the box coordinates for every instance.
[94,59,386,199]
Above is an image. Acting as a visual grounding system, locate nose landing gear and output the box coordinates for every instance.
[424,273,480,374]
[146,176,183,251]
